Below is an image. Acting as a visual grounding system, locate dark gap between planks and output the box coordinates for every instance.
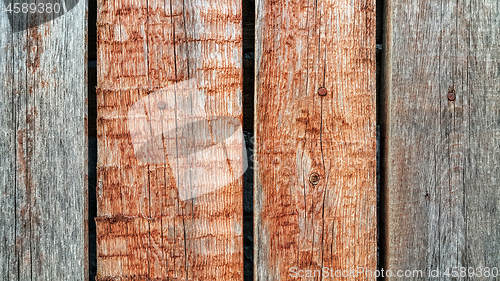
[242,0,255,279]
[376,0,387,278]
[88,0,97,279]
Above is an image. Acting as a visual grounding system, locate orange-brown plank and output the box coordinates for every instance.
[96,0,244,279]
[254,0,377,280]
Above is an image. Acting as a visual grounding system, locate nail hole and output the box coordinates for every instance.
[157,101,166,109]
[447,87,456,101]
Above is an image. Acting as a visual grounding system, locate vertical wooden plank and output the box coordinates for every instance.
[96,0,244,279]
[0,0,88,280]
[255,0,377,280]
[466,0,500,273]
[384,0,500,278]
[0,5,16,280]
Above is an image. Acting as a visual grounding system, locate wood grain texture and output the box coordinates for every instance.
[96,0,244,279]
[383,0,500,279]
[0,1,88,280]
[254,0,377,280]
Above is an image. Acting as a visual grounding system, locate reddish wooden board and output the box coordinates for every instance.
[254,0,377,279]
[96,0,244,279]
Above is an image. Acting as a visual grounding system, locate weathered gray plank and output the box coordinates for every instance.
[255,0,377,280]
[466,0,500,273]
[383,0,500,279]
[0,5,16,280]
[0,1,88,280]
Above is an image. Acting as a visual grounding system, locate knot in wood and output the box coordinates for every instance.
[309,172,320,185]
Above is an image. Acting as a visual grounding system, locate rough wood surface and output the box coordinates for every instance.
[383,0,500,279]
[254,0,377,280]
[96,0,244,279]
[0,1,88,280]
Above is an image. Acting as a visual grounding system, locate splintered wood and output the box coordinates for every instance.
[96,0,243,279]
[255,0,377,280]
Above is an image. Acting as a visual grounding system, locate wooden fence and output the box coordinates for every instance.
[0,0,499,280]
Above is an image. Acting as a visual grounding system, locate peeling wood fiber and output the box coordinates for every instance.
[96,0,243,280]
[254,0,377,280]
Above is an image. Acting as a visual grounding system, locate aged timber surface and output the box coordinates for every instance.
[0,1,88,280]
[383,0,500,279]
[96,0,244,280]
[254,0,377,280]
